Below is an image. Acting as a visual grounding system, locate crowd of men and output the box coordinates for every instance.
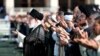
[6,4,100,56]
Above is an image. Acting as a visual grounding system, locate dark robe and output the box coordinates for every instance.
[23,24,47,56]
[19,23,29,36]
[10,21,17,38]
[45,29,55,56]
[65,30,82,56]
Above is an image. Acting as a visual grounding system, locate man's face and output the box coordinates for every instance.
[26,15,36,28]
[27,15,32,21]
[75,14,87,27]
[73,6,81,19]
[93,22,100,35]
[26,15,34,24]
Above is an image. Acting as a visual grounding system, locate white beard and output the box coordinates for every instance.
[29,24,36,29]
[29,20,41,29]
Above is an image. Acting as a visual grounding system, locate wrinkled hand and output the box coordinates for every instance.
[59,30,70,45]
[59,26,70,35]
[73,27,88,44]
[60,20,68,29]
[48,19,56,27]
[59,33,69,45]
[67,21,75,29]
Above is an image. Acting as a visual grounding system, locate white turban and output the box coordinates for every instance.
[64,15,73,21]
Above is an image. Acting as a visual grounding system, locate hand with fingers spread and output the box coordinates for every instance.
[73,27,99,50]
[59,32,70,45]
[56,27,70,45]
[60,19,68,29]
[74,31,88,43]
[73,27,88,43]
[59,34,68,45]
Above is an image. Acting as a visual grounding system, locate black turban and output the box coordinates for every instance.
[79,4,99,17]
[29,9,43,20]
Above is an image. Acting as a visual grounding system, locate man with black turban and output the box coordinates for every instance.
[78,4,99,17]
[23,9,47,56]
